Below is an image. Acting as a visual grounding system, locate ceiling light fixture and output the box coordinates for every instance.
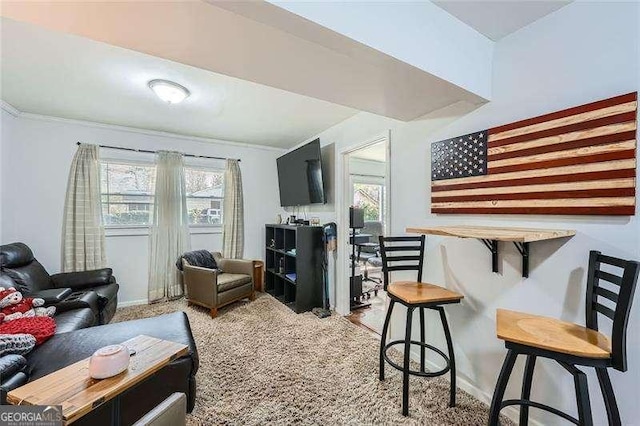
[148,79,190,104]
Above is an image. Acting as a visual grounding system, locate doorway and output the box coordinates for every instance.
[343,137,390,335]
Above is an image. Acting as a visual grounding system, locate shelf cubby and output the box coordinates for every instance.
[264,224,323,313]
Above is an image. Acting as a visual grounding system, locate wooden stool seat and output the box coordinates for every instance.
[387,281,464,305]
[497,309,611,359]
[489,252,640,426]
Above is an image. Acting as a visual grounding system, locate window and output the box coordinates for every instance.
[100,161,224,227]
[185,167,224,225]
[101,162,155,226]
[352,182,385,222]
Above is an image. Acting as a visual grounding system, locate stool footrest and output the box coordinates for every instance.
[383,340,450,378]
[501,399,579,425]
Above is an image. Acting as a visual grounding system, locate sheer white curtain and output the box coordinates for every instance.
[148,151,191,302]
[222,159,244,259]
[62,143,106,272]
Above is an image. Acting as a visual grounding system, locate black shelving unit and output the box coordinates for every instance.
[265,224,323,313]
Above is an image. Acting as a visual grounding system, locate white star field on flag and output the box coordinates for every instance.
[431,130,488,181]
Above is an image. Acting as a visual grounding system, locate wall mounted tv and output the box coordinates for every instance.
[277,139,326,207]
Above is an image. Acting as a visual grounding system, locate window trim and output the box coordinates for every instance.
[100,159,225,230]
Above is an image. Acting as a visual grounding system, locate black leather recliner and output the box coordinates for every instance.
[0,242,119,324]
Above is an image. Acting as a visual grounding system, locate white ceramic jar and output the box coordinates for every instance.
[88,344,130,379]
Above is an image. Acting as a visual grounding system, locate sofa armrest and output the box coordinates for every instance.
[27,288,73,306]
[0,354,28,404]
[50,268,114,290]
[183,265,217,307]
[217,258,253,277]
[0,355,27,380]
[54,290,100,314]
[1,372,28,405]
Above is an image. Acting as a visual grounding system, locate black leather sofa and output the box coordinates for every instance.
[0,242,199,424]
[0,242,118,325]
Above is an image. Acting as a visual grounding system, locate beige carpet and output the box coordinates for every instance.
[113,294,509,425]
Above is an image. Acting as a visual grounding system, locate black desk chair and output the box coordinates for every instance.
[488,250,639,426]
[378,235,464,416]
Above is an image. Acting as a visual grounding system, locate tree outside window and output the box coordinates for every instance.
[353,183,384,221]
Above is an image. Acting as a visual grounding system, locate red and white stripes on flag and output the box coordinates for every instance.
[431,92,637,215]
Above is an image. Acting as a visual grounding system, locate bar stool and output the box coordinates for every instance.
[488,251,639,426]
[378,235,464,416]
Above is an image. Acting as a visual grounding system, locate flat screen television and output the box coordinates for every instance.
[277,139,325,207]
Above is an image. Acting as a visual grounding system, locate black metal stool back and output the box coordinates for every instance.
[585,250,640,372]
[378,234,461,416]
[378,235,425,291]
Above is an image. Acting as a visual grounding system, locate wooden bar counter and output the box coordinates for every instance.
[406,225,575,277]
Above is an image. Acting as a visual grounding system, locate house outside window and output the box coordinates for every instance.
[100,160,224,227]
[185,167,224,225]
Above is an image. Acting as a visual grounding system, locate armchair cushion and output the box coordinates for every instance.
[217,273,252,293]
[217,258,253,276]
[50,268,113,290]
[54,308,97,334]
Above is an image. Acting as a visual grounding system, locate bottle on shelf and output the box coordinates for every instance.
[278,258,285,274]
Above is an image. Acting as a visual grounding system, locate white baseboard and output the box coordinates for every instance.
[408,348,544,426]
[118,299,149,307]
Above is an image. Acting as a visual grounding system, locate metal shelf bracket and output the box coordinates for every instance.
[513,242,530,278]
[480,239,499,273]
[478,239,531,278]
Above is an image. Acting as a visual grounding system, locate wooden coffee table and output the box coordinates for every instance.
[7,335,189,425]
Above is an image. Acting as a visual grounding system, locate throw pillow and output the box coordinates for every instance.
[176,250,218,271]
[0,316,56,345]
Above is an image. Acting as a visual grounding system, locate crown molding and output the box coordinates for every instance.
[0,99,285,152]
[0,100,20,117]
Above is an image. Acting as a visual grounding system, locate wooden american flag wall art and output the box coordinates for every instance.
[430,92,637,215]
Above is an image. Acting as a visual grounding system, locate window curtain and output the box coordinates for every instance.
[62,143,106,272]
[148,151,191,303]
[222,159,244,259]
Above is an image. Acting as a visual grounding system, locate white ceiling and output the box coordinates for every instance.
[434,1,571,41]
[0,18,357,148]
[1,1,486,123]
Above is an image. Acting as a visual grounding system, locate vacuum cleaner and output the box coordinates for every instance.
[313,222,336,319]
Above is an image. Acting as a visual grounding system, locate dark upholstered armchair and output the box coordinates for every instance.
[180,251,255,318]
[0,242,118,324]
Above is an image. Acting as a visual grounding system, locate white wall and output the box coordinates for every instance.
[299,2,640,424]
[0,108,19,243]
[0,112,283,305]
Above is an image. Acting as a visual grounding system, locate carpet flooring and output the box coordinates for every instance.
[113,293,508,425]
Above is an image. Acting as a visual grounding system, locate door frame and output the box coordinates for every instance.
[335,130,391,315]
